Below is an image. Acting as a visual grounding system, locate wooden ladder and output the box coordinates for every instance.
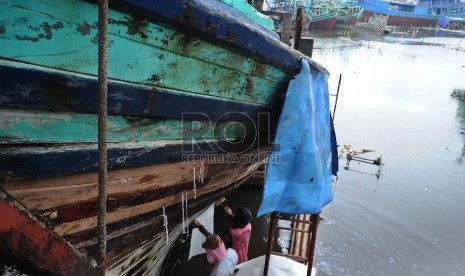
[263,212,320,276]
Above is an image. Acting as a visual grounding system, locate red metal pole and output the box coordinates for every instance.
[307,213,320,276]
[263,212,278,276]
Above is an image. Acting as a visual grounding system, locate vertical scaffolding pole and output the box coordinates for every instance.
[263,212,278,276]
[294,7,303,50]
[306,214,320,276]
[332,74,342,120]
[97,0,109,274]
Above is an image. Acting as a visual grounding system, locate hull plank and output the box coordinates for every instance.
[0,140,265,180]
[0,108,257,144]
[0,1,290,104]
[51,160,259,236]
[110,0,301,74]
[4,161,203,211]
[0,61,279,122]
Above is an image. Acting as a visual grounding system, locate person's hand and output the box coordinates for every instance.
[224,206,233,216]
[192,219,202,228]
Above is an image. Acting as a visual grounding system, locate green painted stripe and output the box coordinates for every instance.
[0,109,255,144]
[0,0,289,105]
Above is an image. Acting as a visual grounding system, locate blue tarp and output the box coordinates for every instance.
[437,16,451,29]
[257,59,335,217]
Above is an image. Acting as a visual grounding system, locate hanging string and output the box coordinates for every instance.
[184,192,189,237]
[199,162,205,184]
[181,193,185,234]
[323,176,339,233]
[193,168,197,199]
[162,206,169,246]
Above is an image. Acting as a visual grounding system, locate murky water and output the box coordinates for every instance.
[230,33,465,276]
[170,32,465,276]
[310,33,465,276]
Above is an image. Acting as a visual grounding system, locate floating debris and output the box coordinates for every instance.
[339,145,384,179]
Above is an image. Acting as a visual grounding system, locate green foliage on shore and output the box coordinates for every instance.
[451,88,465,101]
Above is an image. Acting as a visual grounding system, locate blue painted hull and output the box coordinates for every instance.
[359,0,465,27]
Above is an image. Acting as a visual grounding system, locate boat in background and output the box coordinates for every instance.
[268,0,363,30]
[0,0,330,275]
[437,15,465,29]
[306,0,341,29]
[269,0,340,29]
[358,0,465,28]
[337,0,365,25]
[354,14,392,34]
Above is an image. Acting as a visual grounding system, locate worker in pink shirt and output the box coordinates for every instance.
[191,219,238,276]
[222,206,252,264]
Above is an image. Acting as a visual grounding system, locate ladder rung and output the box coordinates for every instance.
[264,212,319,276]
[276,226,311,233]
[270,251,308,263]
[275,214,313,224]
[277,217,313,225]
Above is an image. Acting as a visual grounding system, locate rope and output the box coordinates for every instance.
[199,162,205,184]
[181,192,190,236]
[185,192,189,237]
[193,168,197,199]
[97,0,109,273]
[162,207,169,246]
[323,176,339,233]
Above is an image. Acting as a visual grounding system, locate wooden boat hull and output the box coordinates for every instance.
[0,0,326,274]
[336,0,364,26]
[362,10,436,27]
[337,17,362,25]
[359,0,465,27]
[310,17,338,30]
[1,157,261,275]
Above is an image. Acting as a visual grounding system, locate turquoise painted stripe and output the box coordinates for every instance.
[0,109,256,144]
[0,0,289,105]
